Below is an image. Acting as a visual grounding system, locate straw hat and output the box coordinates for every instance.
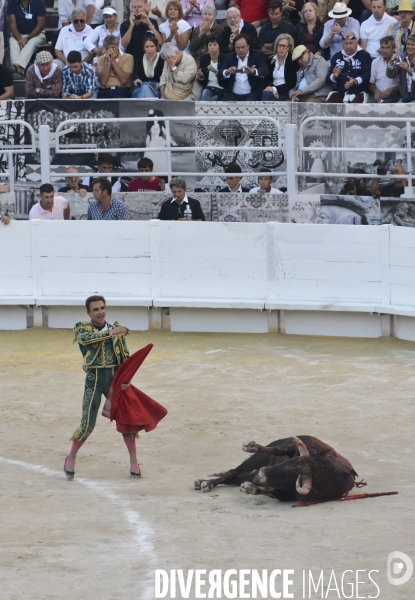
[397,0,413,11]
[292,45,308,61]
[328,2,353,18]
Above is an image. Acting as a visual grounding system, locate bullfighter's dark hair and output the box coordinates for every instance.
[86,295,106,311]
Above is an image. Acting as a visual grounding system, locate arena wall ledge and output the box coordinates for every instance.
[1,220,415,340]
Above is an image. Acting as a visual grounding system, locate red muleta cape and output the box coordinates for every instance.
[102,344,167,434]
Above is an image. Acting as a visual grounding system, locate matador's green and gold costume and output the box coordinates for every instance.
[71,321,129,441]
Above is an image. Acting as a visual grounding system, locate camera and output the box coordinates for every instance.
[373,159,388,176]
[135,14,142,19]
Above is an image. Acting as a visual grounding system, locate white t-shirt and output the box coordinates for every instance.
[250,186,283,194]
[159,19,192,54]
[55,24,93,59]
[29,196,69,220]
[360,13,396,58]
[85,0,105,25]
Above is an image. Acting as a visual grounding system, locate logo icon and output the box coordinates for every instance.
[387,552,413,586]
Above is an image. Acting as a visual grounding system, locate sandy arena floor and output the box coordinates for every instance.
[0,329,414,600]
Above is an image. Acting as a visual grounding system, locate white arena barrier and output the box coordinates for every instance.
[1,220,415,340]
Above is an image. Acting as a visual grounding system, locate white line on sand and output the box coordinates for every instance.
[0,456,158,600]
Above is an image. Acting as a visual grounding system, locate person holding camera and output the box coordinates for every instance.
[120,0,161,67]
[386,32,415,101]
[369,35,400,102]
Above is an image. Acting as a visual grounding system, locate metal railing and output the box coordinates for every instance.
[0,120,37,192]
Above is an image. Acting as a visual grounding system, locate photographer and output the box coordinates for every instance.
[386,33,415,101]
[371,162,408,197]
[120,0,161,67]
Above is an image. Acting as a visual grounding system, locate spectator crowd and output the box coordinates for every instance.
[1,0,415,102]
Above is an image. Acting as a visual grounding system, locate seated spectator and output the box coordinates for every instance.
[181,0,215,29]
[234,0,269,29]
[58,166,91,196]
[85,0,105,27]
[97,35,133,98]
[386,33,415,100]
[84,6,121,63]
[360,0,396,58]
[25,51,63,98]
[220,163,250,192]
[196,34,226,100]
[371,164,407,196]
[131,36,164,99]
[55,8,92,68]
[258,1,294,62]
[120,0,161,67]
[62,50,96,99]
[369,35,400,101]
[0,63,14,100]
[387,0,415,57]
[29,183,70,220]
[189,5,223,64]
[289,44,331,101]
[158,177,205,220]
[58,0,86,27]
[295,3,326,57]
[84,153,126,192]
[261,33,297,100]
[127,158,166,191]
[159,43,198,100]
[340,170,371,195]
[88,177,129,220]
[250,170,283,194]
[326,31,372,102]
[220,7,258,54]
[320,2,360,59]
[7,0,46,78]
[219,33,268,101]
[159,0,192,54]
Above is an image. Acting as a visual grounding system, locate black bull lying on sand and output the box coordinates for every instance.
[195,436,360,502]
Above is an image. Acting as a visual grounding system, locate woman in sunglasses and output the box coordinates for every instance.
[132,36,165,98]
[386,33,415,102]
[261,33,297,101]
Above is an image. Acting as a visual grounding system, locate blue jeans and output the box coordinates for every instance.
[200,87,223,101]
[261,90,289,101]
[131,81,160,99]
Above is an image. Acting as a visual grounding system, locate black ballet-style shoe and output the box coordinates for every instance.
[64,457,75,481]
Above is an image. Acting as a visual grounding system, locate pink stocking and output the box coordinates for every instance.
[66,440,84,472]
[123,435,140,475]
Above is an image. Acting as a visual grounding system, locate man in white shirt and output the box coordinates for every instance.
[369,34,400,101]
[84,6,120,62]
[55,8,92,67]
[29,183,70,220]
[250,171,283,194]
[320,2,360,59]
[360,0,396,58]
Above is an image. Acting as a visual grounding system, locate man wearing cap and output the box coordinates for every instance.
[55,7,92,67]
[360,0,396,58]
[25,51,63,98]
[326,30,372,101]
[320,2,360,59]
[289,45,332,102]
[84,6,120,63]
[387,0,415,57]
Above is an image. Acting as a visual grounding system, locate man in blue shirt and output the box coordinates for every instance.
[7,0,46,77]
[87,177,129,220]
[61,50,96,98]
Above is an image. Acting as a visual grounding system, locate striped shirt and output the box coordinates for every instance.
[62,63,96,96]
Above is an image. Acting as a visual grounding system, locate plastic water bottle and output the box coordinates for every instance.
[184,205,192,220]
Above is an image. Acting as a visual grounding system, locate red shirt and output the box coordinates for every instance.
[127,177,164,192]
[236,0,268,23]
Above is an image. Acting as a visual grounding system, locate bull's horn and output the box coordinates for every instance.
[296,474,312,495]
[292,436,309,457]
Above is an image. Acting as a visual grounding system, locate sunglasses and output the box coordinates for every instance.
[73,19,85,23]
[145,30,156,38]
[342,35,356,40]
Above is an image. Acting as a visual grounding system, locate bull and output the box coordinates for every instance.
[195,436,360,502]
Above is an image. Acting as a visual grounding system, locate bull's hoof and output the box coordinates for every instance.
[201,480,215,493]
[240,481,259,495]
[194,479,203,490]
[242,440,260,453]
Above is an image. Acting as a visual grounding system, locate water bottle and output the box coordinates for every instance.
[183,205,192,220]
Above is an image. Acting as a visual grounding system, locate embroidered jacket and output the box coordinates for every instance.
[327,48,372,94]
[74,321,129,371]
